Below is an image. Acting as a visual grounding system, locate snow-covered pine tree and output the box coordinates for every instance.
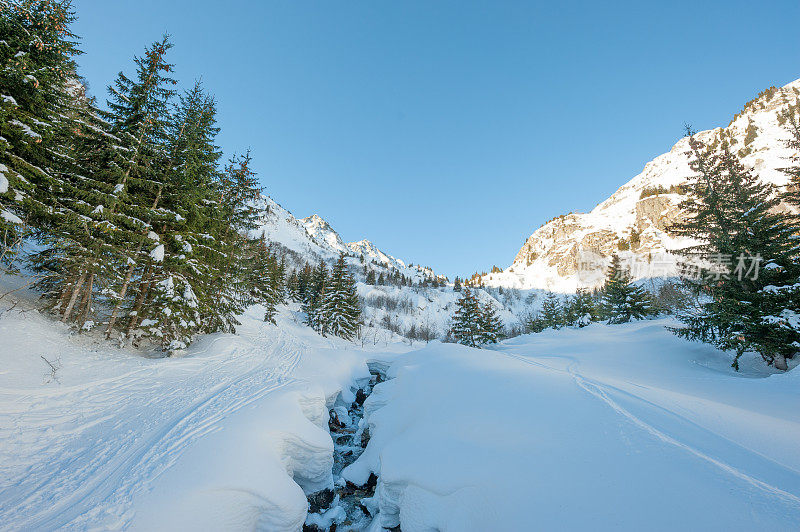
[565,288,597,327]
[451,287,482,347]
[781,108,800,210]
[246,236,278,322]
[523,312,546,333]
[0,0,81,266]
[319,255,362,339]
[477,301,504,344]
[303,261,328,331]
[216,150,263,304]
[747,110,800,370]
[285,270,301,302]
[601,254,654,324]
[671,129,799,370]
[540,292,563,329]
[297,262,314,301]
[267,251,286,319]
[29,86,132,328]
[125,80,227,350]
[102,35,177,338]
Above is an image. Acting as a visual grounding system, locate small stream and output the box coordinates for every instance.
[304,369,387,532]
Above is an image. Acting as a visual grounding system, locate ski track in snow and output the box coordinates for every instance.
[496,349,800,510]
[0,326,306,531]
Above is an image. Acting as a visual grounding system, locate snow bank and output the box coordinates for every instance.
[0,295,394,529]
[344,319,800,530]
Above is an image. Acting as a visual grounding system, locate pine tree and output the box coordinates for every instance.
[28,85,131,327]
[127,80,243,349]
[781,108,800,209]
[1,1,81,266]
[303,261,328,331]
[749,110,800,370]
[671,128,799,370]
[248,237,284,323]
[540,292,563,329]
[477,301,504,344]
[602,254,654,324]
[102,35,177,338]
[453,277,462,291]
[565,288,596,327]
[319,255,362,339]
[451,287,482,347]
[285,270,301,302]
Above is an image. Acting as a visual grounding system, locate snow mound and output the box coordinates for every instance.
[345,319,800,530]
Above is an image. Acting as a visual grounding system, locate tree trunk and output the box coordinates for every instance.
[76,270,95,330]
[125,267,153,337]
[104,260,137,338]
[61,272,87,323]
[55,274,76,314]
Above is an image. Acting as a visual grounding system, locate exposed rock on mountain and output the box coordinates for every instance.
[483,79,800,292]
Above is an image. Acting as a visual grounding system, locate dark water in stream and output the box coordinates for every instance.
[304,369,391,532]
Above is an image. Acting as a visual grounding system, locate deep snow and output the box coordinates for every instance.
[1,283,799,530]
[345,320,800,531]
[0,293,406,531]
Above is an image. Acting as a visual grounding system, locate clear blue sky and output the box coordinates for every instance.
[73,0,799,278]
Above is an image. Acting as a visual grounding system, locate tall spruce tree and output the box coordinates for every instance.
[319,255,362,339]
[127,81,223,347]
[540,292,563,329]
[452,287,482,347]
[303,261,328,331]
[102,35,177,338]
[249,237,284,323]
[671,129,799,370]
[477,301,504,344]
[0,0,81,266]
[565,288,597,327]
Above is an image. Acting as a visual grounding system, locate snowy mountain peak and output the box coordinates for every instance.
[301,214,349,254]
[481,78,800,293]
[253,196,441,283]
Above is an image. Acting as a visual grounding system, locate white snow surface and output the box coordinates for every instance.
[345,319,800,531]
[1,272,799,530]
[0,292,406,530]
[148,244,164,263]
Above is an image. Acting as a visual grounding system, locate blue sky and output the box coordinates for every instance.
[73,0,799,278]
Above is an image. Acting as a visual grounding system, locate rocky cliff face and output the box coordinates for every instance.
[483,78,800,292]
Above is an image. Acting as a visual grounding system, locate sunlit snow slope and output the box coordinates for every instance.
[483,78,800,292]
[347,320,800,531]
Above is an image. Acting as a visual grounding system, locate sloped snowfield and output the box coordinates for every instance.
[2,299,799,530]
[347,320,800,531]
[0,298,403,530]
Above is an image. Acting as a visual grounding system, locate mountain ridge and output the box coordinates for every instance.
[480,77,800,292]
[253,196,440,283]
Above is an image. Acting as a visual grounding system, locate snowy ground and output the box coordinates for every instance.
[0,293,406,531]
[345,320,800,531]
[2,282,799,530]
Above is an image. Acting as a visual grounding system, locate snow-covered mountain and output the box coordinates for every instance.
[252,195,440,284]
[482,78,800,292]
